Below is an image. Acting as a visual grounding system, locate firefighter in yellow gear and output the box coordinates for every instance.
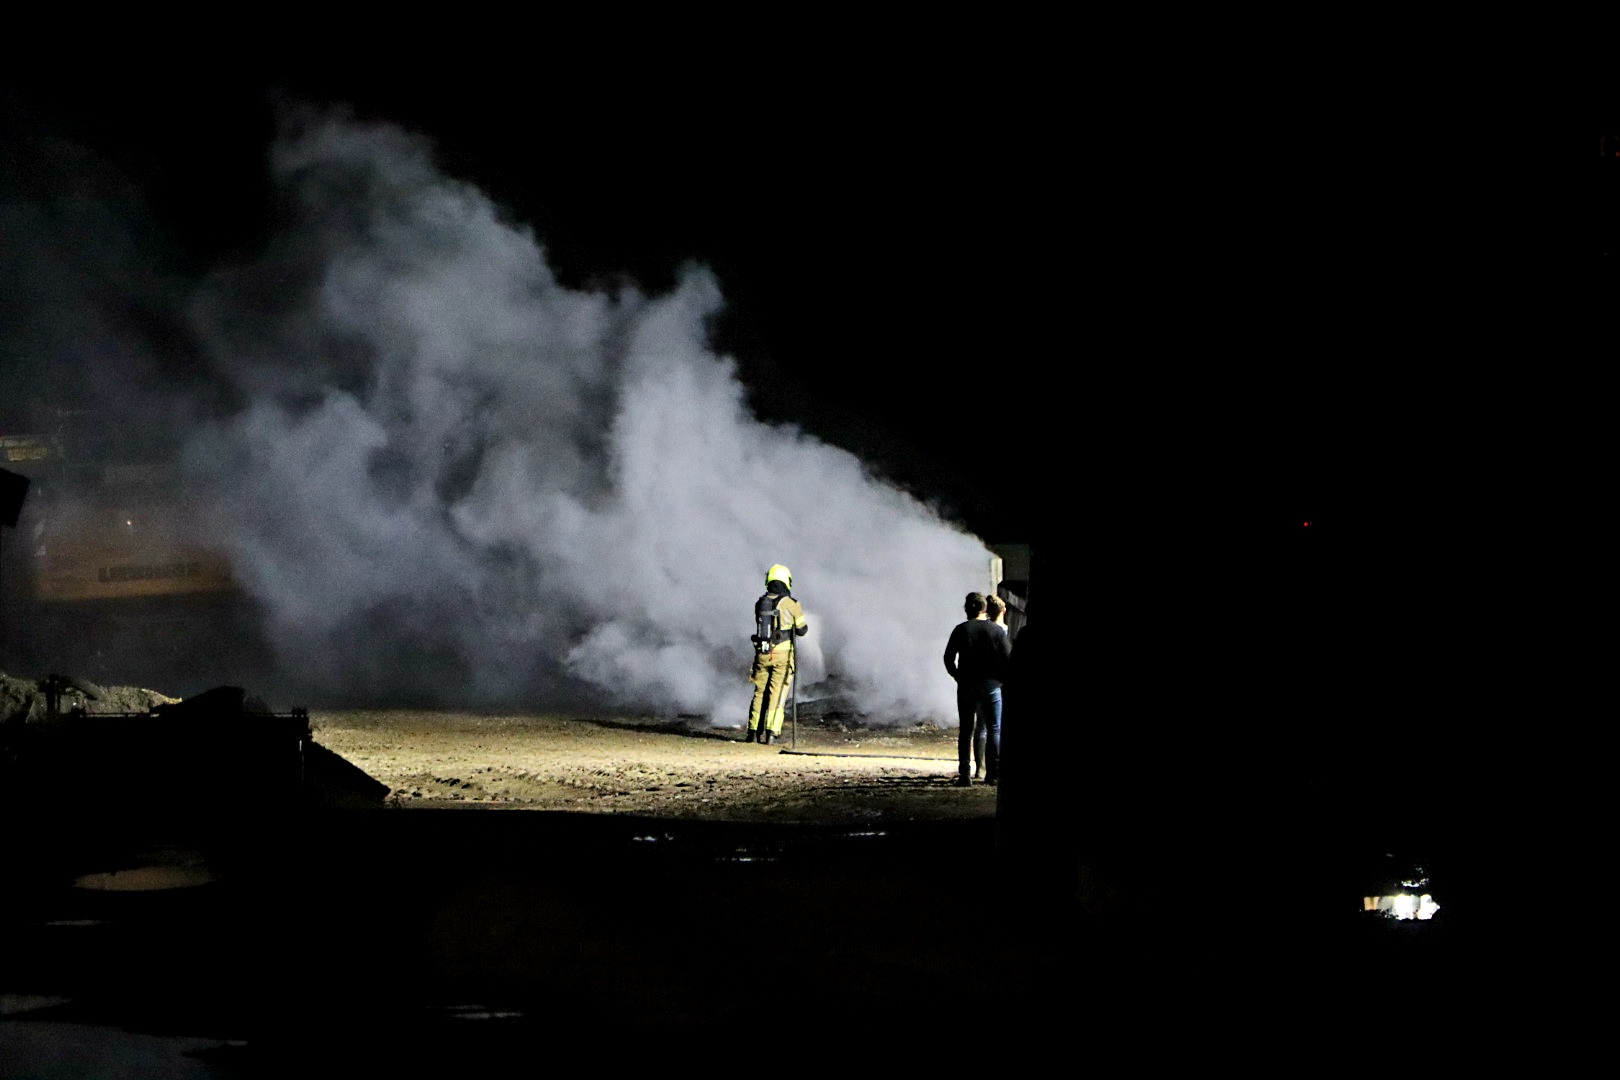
[747,563,808,744]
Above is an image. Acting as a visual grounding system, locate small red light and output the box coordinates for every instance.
[1303,521,1311,527]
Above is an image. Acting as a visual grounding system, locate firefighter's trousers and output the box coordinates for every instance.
[748,646,795,736]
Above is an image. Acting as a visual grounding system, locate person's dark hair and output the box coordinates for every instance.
[963,592,986,617]
[986,594,1006,620]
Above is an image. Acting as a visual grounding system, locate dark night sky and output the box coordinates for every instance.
[1,55,1491,587]
[3,62,1068,542]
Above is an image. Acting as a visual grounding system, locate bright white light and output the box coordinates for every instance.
[1362,893,1440,921]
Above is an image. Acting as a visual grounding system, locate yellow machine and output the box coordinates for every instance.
[4,420,235,604]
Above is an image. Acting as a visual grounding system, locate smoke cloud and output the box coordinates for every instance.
[180,113,995,723]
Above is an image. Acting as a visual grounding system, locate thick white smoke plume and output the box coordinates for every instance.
[184,114,994,723]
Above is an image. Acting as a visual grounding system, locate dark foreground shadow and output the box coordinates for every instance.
[1,798,1483,1070]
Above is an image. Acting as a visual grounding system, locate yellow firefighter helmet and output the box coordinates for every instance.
[766,564,793,590]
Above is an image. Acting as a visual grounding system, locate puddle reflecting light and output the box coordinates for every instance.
[439,1004,524,1021]
[0,994,72,1016]
[73,866,214,892]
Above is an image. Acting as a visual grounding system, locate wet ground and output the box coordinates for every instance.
[0,712,1490,1073]
[0,795,1483,1074]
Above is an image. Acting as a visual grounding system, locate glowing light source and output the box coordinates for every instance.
[1362,893,1440,921]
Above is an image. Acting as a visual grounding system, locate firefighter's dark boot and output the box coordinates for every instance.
[760,730,773,745]
[745,728,758,743]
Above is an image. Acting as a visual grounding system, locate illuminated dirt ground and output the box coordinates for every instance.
[310,710,998,823]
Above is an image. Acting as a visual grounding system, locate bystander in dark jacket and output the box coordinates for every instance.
[943,592,1011,786]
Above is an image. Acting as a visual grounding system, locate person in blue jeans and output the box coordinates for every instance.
[972,594,1012,777]
[942,592,1012,786]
